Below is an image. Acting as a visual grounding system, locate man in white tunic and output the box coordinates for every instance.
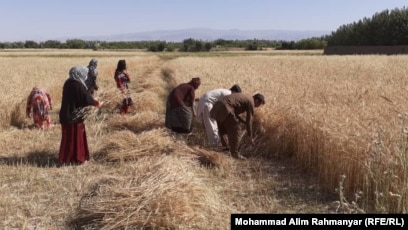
[196,84,241,147]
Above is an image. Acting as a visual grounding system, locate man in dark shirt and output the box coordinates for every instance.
[210,93,265,159]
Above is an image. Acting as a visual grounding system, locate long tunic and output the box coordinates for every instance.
[210,93,255,138]
[168,83,195,109]
[210,93,255,155]
[59,79,98,124]
[197,88,232,146]
[85,62,99,95]
[165,83,196,133]
[26,87,52,128]
[58,78,98,165]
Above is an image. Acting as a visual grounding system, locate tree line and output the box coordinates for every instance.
[325,7,408,46]
[0,37,327,51]
[1,7,407,51]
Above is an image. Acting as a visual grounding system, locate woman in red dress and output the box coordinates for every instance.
[58,66,102,165]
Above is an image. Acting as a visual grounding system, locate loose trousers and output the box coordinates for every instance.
[202,102,220,146]
[217,113,242,156]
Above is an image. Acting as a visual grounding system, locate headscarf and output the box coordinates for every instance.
[32,86,41,93]
[69,66,88,90]
[87,58,98,79]
[189,77,201,89]
[88,58,98,68]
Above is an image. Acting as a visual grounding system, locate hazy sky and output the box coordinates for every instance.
[0,0,406,42]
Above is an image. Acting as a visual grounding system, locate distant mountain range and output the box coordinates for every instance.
[78,28,331,42]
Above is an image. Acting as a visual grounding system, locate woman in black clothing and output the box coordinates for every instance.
[58,66,102,165]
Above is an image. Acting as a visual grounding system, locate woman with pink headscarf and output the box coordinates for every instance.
[26,87,53,129]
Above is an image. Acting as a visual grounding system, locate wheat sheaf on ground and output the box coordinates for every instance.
[1,50,408,229]
[68,156,225,229]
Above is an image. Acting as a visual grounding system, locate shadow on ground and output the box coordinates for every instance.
[0,150,59,167]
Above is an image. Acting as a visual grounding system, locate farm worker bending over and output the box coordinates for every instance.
[165,77,201,134]
[58,66,102,165]
[196,84,242,147]
[210,93,265,159]
[85,58,99,96]
[26,87,53,129]
[114,59,133,114]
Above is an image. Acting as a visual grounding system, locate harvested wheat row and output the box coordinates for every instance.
[68,155,225,229]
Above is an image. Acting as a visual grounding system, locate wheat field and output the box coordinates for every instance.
[0,49,407,229]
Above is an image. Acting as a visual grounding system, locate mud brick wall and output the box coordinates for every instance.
[324,46,408,55]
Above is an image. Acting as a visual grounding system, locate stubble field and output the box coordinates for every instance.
[0,49,407,229]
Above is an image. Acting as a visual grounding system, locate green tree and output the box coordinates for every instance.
[326,7,408,46]
[180,38,196,52]
[66,39,86,49]
[245,42,258,50]
[295,38,327,49]
[11,42,24,48]
[157,42,166,51]
[42,40,62,48]
[24,40,39,48]
[204,42,212,51]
